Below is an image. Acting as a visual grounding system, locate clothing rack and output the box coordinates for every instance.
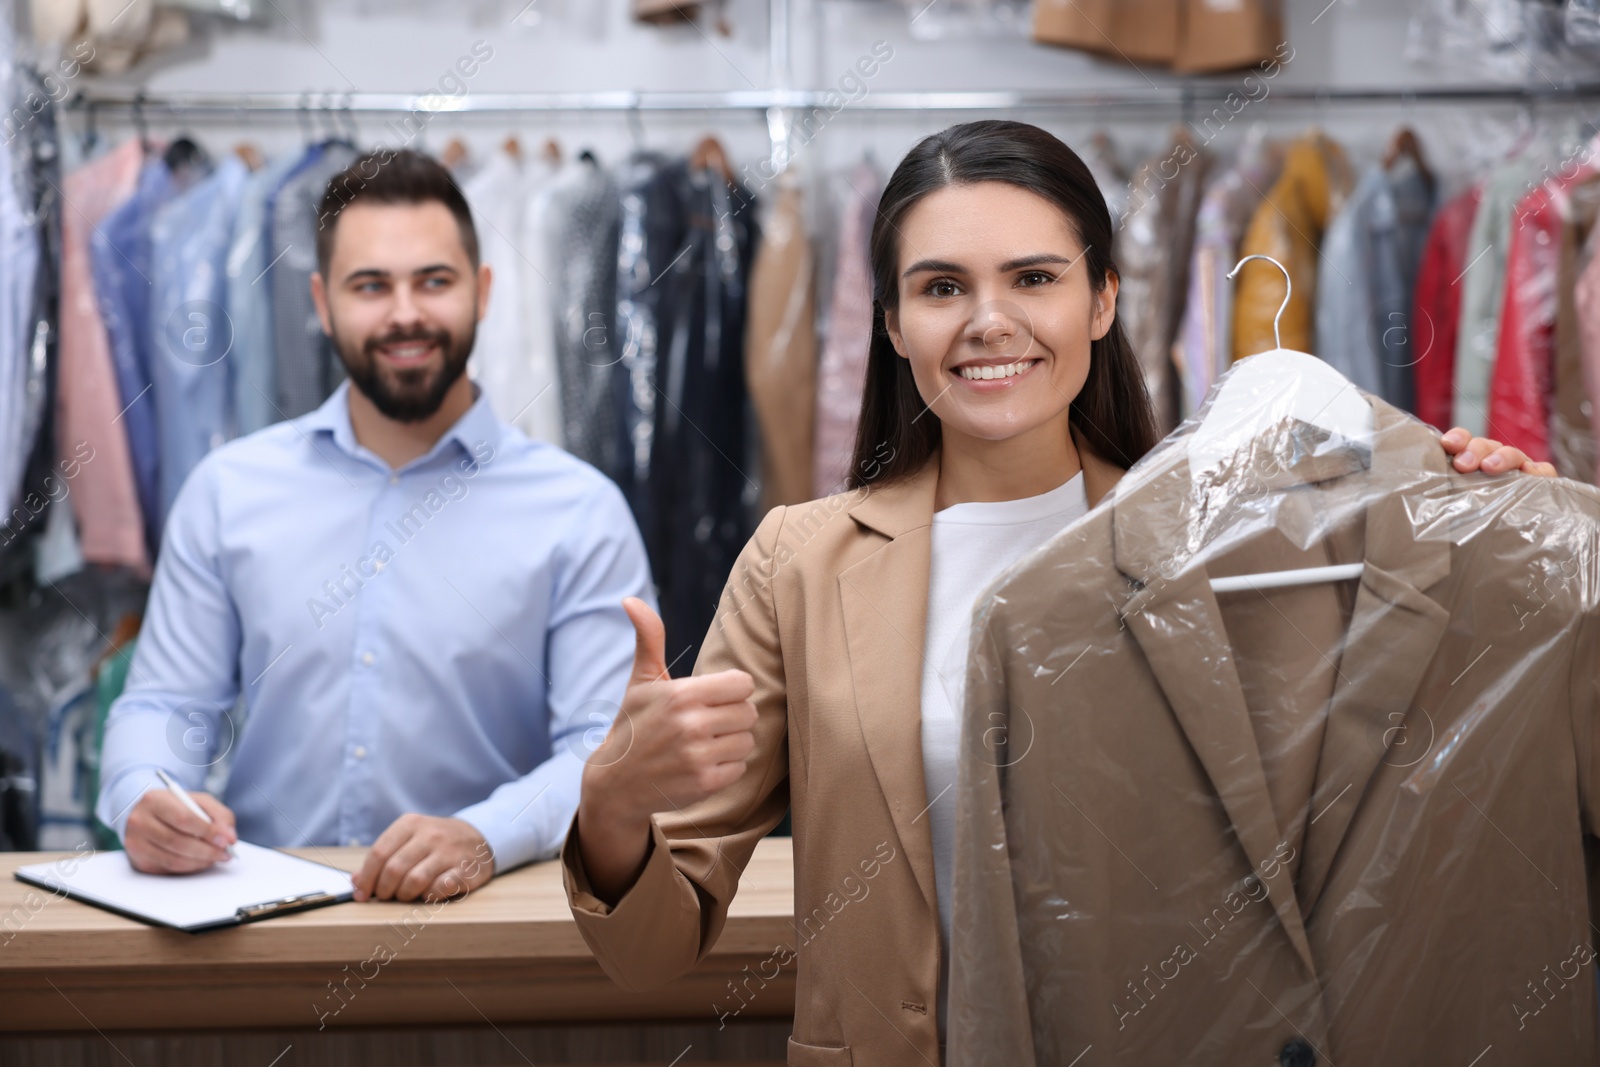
[62,82,1600,116]
[63,82,1600,175]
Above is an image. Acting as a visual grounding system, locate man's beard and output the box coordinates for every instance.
[332,317,476,423]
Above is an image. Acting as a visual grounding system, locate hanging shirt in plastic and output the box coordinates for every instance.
[0,70,36,525]
[1573,217,1600,481]
[661,164,758,673]
[0,66,61,585]
[1115,132,1212,432]
[744,175,816,512]
[1233,132,1353,362]
[1315,160,1436,412]
[57,139,148,575]
[612,149,685,533]
[90,153,198,557]
[949,350,1600,1066]
[1552,178,1600,483]
[548,153,625,485]
[463,148,564,443]
[1489,157,1600,463]
[228,149,306,437]
[1452,154,1543,435]
[514,155,577,447]
[269,141,356,419]
[149,155,249,528]
[1176,134,1283,418]
[618,157,760,674]
[1083,131,1129,234]
[813,160,878,497]
[1409,183,1482,432]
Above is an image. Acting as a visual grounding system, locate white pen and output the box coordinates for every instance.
[155,768,236,859]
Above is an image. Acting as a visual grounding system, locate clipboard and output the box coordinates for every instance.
[14,841,356,933]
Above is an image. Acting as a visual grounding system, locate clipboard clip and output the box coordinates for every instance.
[236,891,339,921]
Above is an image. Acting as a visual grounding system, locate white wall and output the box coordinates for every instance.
[57,0,1600,205]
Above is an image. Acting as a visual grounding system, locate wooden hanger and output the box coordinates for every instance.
[94,613,144,673]
[233,142,265,171]
[441,137,470,170]
[691,134,734,183]
[1383,126,1435,192]
[502,135,523,162]
[542,136,563,165]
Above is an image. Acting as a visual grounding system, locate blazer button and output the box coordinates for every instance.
[1279,1038,1315,1067]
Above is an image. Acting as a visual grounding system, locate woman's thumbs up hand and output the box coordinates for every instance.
[575,597,758,902]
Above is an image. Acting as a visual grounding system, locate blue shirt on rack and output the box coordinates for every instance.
[149,154,250,524]
[95,381,656,873]
[91,157,173,556]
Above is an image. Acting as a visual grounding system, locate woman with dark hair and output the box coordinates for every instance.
[560,120,1549,1066]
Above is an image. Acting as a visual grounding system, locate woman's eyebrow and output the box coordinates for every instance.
[901,251,1082,278]
[901,257,964,278]
[997,252,1081,272]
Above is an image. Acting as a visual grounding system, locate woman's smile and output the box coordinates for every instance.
[950,356,1044,389]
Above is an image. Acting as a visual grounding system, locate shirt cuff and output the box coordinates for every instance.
[453,792,564,875]
[97,769,165,843]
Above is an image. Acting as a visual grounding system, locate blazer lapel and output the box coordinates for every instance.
[1297,405,1452,914]
[1118,566,1322,981]
[1110,434,1360,982]
[836,435,1130,924]
[841,455,943,920]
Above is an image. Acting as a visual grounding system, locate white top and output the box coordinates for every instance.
[919,471,1090,1043]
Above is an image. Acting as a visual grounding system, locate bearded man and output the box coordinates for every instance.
[96,150,654,902]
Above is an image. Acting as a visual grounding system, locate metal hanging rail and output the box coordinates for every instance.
[62,82,1600,116]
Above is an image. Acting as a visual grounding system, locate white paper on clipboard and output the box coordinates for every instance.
[15,842,356,932]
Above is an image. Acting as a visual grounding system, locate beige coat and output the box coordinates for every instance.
[561,428,1126,1067]
[952,401,1600,1065]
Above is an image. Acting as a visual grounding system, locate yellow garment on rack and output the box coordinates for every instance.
[1231,131,1353,362]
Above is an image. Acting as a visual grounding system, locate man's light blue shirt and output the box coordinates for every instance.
[95,380,655,872]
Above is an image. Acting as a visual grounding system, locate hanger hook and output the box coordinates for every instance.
[1226,253,1291,352]
[626,96,644,151]
[132,90,149,150]
[341,90,358,143]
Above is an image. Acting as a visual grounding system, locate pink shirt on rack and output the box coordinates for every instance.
[813,162,879,498]
[59,139,150,576]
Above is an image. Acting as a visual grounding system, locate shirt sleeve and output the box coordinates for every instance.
[94,457,243,840]
[452,475,656,873]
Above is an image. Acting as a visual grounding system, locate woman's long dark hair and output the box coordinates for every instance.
[845,120,1158,489]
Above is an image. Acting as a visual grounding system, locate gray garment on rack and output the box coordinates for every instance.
[1317,161,1436,411]
[229,149,308,436]
[269,142,356,419]
[549,155,625,485]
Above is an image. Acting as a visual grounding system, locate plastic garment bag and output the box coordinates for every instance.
[948,348,1600,1066]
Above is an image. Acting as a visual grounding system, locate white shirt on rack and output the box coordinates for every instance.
[919,469,1090,1043]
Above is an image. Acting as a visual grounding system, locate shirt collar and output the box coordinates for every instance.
[299,379,504,473]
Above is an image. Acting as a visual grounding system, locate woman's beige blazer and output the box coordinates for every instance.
[561,432,1127,1066]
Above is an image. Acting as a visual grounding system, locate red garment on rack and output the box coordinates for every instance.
[1490,168,1598,461]
[1409,184,1481,433]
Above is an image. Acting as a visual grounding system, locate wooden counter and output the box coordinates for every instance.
[0,838,796,1065]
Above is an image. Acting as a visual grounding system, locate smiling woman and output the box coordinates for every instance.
[860,121,1159,509]
[561,119,1558,1067]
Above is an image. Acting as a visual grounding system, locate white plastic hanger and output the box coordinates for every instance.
[1201,254,1371,595]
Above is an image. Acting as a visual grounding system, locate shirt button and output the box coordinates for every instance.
[372,559,385,572]
[352,745,367,759]
[388,474,400,486]
[361,652,375,666]
[347,837,361,847]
